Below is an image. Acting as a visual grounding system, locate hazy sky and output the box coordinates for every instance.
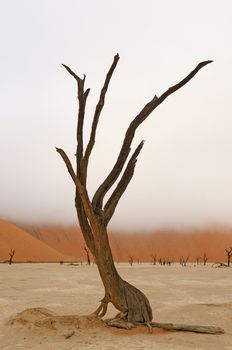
[1,0,232,230]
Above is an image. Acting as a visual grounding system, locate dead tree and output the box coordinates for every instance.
[56,54,212,327]
[84,246,91,265]
[225,247,232,267]
[180,256,189,267]
[202,252,210,266]
[151,254,157,265]
[8,249,15,265]
[128,256,134,266]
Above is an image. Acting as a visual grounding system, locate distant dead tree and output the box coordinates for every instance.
[180,256,189,267]
[196,256,202,265]
[56,53,213,328]
[225,247,232,267]
[84,246,91,265]
[8,249,15,265]
[151,254,157,265]
[128,256,134,266]
[202,252,210,266]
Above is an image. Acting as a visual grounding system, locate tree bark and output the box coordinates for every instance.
[88,222,153,323]
[150,322,225,334]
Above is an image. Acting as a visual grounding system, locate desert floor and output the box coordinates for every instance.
[0,263,231,350]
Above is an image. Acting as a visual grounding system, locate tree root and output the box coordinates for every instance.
[106,318,136,330]
[105,316,225,334]
[150,322,225,334]
[92,297,109,317]
[94,282,225,335]
[105,312,153,333]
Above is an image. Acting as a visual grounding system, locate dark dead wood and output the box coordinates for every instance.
[84,246,91,265]
[62,64,90,183]
[92,60,213,213]
[212,262,228,268]
[151,254,157,265]
[8,249,15,265]
[202,252,210,265]
[150,322,225,334]
[93,299,109,317]
[84,54,120,171]
[55,148,90,207]
[106,319,135,329]
[64,330,75,339]
[104,140,144,224]
[106,319,224,334]
[57,55,213,327]
[225,247,232,267]
[55,148,95,232]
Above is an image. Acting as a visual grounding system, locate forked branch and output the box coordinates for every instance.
[56,148,94,226]
[84,54,120,168]
[62,64,90,183]
[92,60,213,213]
[104,140,145,224]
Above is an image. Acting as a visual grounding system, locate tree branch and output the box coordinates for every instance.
[61,65,95,250]
[75,199,95,253]
[83,54,120,173]
[92,60,213,213]
[56,147,95,229]
[104,141,144,225]
[62,64,90,183]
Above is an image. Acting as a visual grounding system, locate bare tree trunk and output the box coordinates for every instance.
[57,54,212,325]
[86,223,153,322]
[151,254,156,265]
[202,252,210,266]
[84,246,91,265]
[8,249,15,265]
[225,247,232,267]
[128,256,134,266]
[180,256,189,267]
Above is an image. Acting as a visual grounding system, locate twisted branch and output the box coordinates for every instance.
[56,148,96,241]
[84,54,120,172]
[92,60,213,213]
[104,140,145,225]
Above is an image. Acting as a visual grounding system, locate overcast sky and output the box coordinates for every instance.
[1,0,232,230]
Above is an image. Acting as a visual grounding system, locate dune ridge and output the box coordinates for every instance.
[21,223,232,263]
[0,220,74,262]
[1,219,232,262]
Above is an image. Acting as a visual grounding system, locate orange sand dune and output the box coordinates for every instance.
[110,229,232,263]
[0,220,74,262]
[22,223,232,263]
[22,224,86,261]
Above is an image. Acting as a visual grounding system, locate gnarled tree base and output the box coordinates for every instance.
[92,279,225,335]
[105,317,225,334]
[93,279,153,325]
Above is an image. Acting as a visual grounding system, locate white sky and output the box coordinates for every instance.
[1,0,232,230]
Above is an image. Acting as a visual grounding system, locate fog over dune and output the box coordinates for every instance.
[1,1,232,230]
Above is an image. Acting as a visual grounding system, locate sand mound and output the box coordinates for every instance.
[7,307,106,335]
[7,307,167,338]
